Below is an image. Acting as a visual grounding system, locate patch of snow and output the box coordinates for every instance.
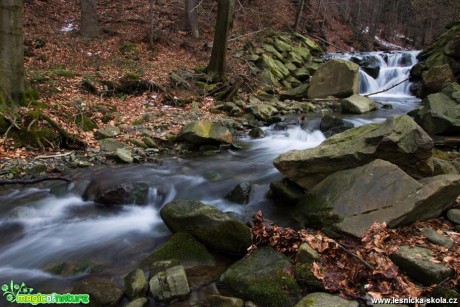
[61,22,75,33]
[374,35,403,50]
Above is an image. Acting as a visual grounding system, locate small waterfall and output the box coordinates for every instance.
[330,51,419,98]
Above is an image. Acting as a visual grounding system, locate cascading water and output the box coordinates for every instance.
[0,51,421,305]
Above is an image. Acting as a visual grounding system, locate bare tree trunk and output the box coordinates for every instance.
[184,0,200,38]
[206,0,235,80]
[0,0,24,105]
[80,0,99,38]
[294,0,305,32]
[149,0,155,48]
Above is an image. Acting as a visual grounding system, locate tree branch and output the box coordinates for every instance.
[364,78,409,97]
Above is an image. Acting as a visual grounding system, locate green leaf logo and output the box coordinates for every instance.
[1,280,34,303]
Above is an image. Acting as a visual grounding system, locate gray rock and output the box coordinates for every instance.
[116,148,133,163]
[180,121,233,145]
[142,137,158,148]
[341,94,377,114]
[420,64,455,98]
[280,84,309,100]
[259,54,290,79]
[149,265,190,301]
[94,126,120,139]
[220,247,301,307]
[300,160,460,237]
[99,138,127,152]
[432,157,459,175]
[160,200,252,256]
[250,104,278,122]
[124,269,148,299]
[295,292,358,307]
[129,138,148,149]
[390,245,453,285]
[447,208,460,224]
[248,127,265,139]
[274,115,433,189]
[269,178,305,205]
[225,181,252,204]
[125,298,148,307]
[319,114,353,137]
[421,228,453,249]
[297,242,320,264]
[308,59,359,99]
[91,182,150,205]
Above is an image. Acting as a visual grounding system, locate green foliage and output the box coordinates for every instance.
[75,114,98,131]
[119,42,137,54]
[125,72,140,80]
[53,69,75,78]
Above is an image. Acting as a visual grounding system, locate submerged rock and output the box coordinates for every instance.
[160,199,252,255]
[274,115,433,189]
[220,247,301,307]
[225,181,252,204]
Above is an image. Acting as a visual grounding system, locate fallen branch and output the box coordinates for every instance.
[0,176,72,186]
[307,33,349,53]
[364,78,409,97]
[35,151,74,160]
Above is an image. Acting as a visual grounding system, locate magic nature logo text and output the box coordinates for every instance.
[2,280,90,305]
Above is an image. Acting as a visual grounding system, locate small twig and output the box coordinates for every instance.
[364,78,409,97]
[337,243,375,271]
[437,276,451,286]
[0,176,72,186]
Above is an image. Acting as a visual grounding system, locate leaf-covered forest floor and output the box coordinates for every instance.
[1,0,308,160]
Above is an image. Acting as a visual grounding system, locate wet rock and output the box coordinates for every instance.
[269,178,305,205]
[274,115,433,189]
[341,94,377,114]
[298,160,460,237]
[99,138,127,152]
[248,127,265,138]
[295,292,358,307]
[115,148,133,163]
[447,208,460,224]
[390,245,453,285]
[94,126,120,139]
[124,268,148,299]
[149,265,190,302]
[421,228,453,249]
[308,59,359,99]
[44,261,103,276]
[73,277,122,307]
[160,200,252,256]
[140,232,215,269]
[180,121,233,145]
[85,181,150,205]
[225,181,252,204]
[352,55,380,79]
[319,114,353,137]
[432,157,459,175]
[220,247,301,307]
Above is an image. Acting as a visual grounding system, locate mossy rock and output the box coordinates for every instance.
[160,199,252,256]
[294,263,324,291]
[220,247,301,307]
[295,292,358,307]
[44,261,103,276]
[75,114,98,131]
[73,277,122,307]
[140,232,215,269]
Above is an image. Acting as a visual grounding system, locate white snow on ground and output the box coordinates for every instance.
[61,21,76,32]
[374,35,404,50]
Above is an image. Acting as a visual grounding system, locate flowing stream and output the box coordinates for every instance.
[0,51,420,302]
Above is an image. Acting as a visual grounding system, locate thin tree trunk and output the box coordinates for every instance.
[294,0,305,32]
[206,0,235,80]
[0,0,25,105]
[184,0,200,38]
[80,0,99,38]
[149,0,155,48]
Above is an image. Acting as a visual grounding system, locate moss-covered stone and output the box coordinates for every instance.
[294,263,324,291]
[124,269,148,299]
[75,114,98,131]
[73,277,122,307]
[221,247,301,307]
[140,232,215,269]
[295,292,358,307]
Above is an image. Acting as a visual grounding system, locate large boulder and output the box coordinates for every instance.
[220,247,301,307]
[308,59,359,99]
[83,181,150,205]
[249,104,278,122]
[341,94,377,114]
[409,83,460,135]
[160,199,252,256]
[179,121,233,145]
[297,159,460,237]
[274,115,434,189]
